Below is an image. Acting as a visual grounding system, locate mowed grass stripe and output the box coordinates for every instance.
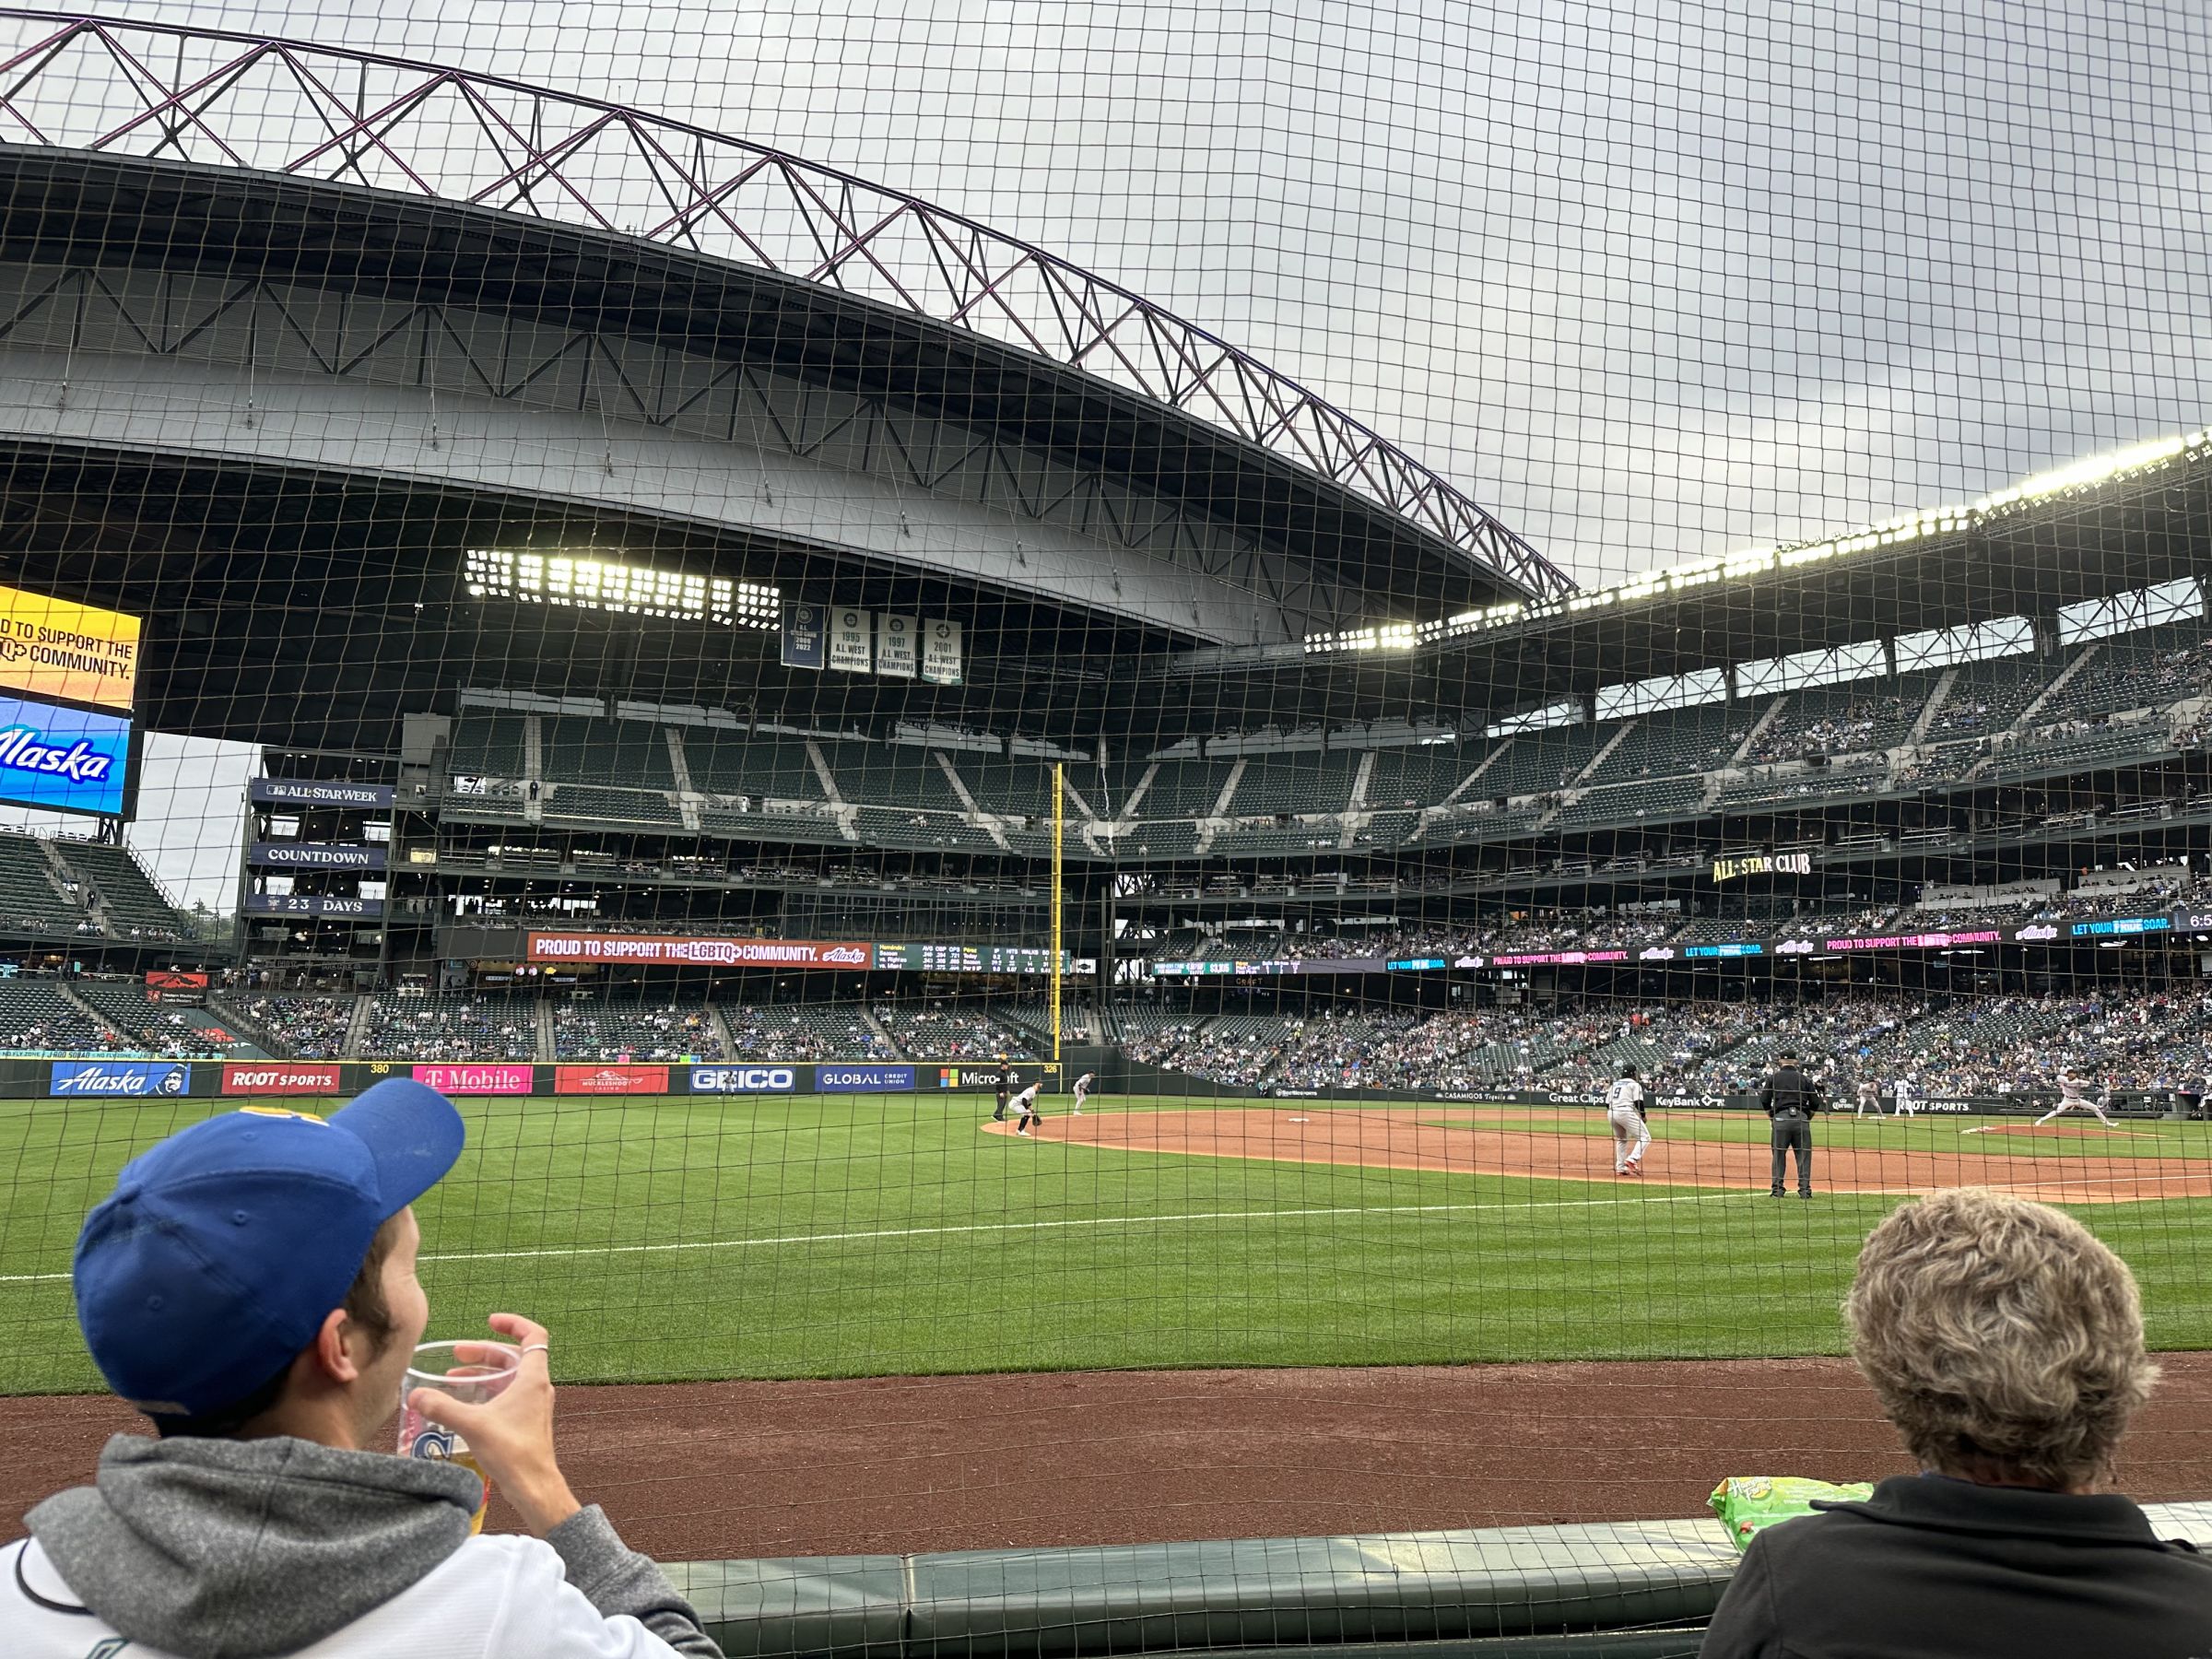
[4,1092,2211,1392]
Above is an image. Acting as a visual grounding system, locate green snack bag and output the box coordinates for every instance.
[1708,1476,1876,1549]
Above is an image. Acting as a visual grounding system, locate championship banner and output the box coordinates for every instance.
[554,1064,670,1095]
[877,613,917,677]
[526,932,871,968]
[922,618,962,686]
[0,582,142,711]
[250,778,395,809]
[830,606,873,672]
[780,602,824,670]
[223,1062,342,1096]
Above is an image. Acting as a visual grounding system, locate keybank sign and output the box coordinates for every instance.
[690,1065,798,1093]
[0,694,130,817]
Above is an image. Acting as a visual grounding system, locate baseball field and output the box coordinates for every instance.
[6,1092,2212,1398]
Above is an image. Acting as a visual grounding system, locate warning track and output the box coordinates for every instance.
[992,1107,2211,1204]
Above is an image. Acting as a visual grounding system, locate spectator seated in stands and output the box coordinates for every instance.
[4,1079,721,1657]
[1700,1188,2210,1658]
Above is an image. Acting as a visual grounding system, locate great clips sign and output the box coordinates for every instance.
[526,933,871,969]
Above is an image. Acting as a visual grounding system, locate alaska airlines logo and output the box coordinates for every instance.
[0,725,112,782]
[54,1063,188,1096]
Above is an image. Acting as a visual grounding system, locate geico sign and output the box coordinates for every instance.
[691,1065,797,1093]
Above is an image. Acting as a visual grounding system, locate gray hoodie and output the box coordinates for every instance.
[17,1434,722,1659]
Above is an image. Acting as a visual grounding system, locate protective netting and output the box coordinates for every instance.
[0,0,2209,1595]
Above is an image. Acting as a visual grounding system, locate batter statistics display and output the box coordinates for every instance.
[871,943,1063,974]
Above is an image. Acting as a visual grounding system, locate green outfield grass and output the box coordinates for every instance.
[3,1092,2209,1394]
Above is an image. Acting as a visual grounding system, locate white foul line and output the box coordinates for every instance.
[0,1192,1742,1285]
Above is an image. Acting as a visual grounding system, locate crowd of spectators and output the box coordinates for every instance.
[359,995,536,1063]
[725,1006,892,1061]
[237,993,356,1060]
[875,1002,1034,1059]
[1747,696,1912,765]
[552,1002,725,1062]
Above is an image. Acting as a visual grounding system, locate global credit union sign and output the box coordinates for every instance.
[690,1065,798,1093]
[819,1064,914,1092]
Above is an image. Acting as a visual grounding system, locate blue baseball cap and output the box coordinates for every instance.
[73,1078,465,1418]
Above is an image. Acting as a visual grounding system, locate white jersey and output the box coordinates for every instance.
[1893,1079,1915,1107]
[2060,1076,2093,1103]
[1606,1077,1645,1112]
[1011,1085,1041,1111]
[1073,1074,1093,1093]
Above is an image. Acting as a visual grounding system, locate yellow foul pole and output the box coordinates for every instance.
[1051,762,1064,1073]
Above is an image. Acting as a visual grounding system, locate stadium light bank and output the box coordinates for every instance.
[1302,426,2212,657]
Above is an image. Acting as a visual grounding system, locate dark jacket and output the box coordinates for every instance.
[1759,1065,1821,1117]
[1699,1474,2212,1658]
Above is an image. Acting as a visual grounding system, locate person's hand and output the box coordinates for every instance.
[407,1312,582,1537]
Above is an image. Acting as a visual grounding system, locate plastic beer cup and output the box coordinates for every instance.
[399,1339,522,1534]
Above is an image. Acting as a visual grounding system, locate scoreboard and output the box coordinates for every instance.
[873,942,1063,974]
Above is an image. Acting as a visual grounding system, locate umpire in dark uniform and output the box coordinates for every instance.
[1761,1052,1822,1196]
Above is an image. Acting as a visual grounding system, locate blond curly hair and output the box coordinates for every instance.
[1848,1187,2157,1489]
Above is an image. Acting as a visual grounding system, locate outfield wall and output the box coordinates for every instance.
[0,1053,2187,1119]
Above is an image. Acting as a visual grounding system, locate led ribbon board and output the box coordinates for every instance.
[0,583,141,712]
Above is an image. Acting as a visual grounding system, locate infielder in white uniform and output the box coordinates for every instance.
[1071,1071,1094,1115]
[2036,1071,2118,1128]
[1009,1080,1044,1136]
[1853,1077,1886,1117]
[1606,1065,1650,1176]
[1891,1076,1918,1117]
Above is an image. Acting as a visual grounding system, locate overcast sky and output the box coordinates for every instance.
[10,0,2210,893]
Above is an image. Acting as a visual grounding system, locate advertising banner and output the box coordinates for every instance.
[145,971,208,993]
[249,778,395,809]
[0,582,141,711]
[413,1063,535,1095]
[780,602,825,670]
[553,1064,670,1095]
[830,606,873,673]
[526,932,870,968]
[249,842,386,871]
[245,893,385,919]
[819,1063,915,1092]
[51,1060,190,1097]
[691,1064,801,1093]
[877,613,917,678]
[222,1062,342,1096]
[922,618,962,686]
[0,694,130,817]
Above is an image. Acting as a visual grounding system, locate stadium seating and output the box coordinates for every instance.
[72,982,235,1057]
[1207,821,1346,855]
[699,804,850,842]
[552,999,725,1061]
[685,732,825,800]
[1984,723,2171,778]
[956,758,1061,818]
[1582,705,1746,783]
[1744,684,1924,764]
[230,992,356,1059]
[359,994,538,1061]
[0,983,116,1053]
[2039,627,2212,722]
[1139,759,1236,818]
[877,1002,1035,1059]
[0,833,72,934]
[541,715,677,788]
[1474,728,1607,799]
[1228,753,1362,816]
[448,711,529,779]
[1927,653,2062,737]
[1552,775,1708,831]
[1098,822,1204,859]
[851,808,1004,852]
[1363,745,1486,809]
[724,1004,892,1060]
[49,841,192,939]
[818,741,966,811]
[1715,760,1888,808]
[542,783,685,826]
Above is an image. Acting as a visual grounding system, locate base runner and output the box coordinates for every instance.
[1071,1071,1094,1115]
[1606,1065,1649,1177]
[1892,1075,1918,1117]
[1009,1079,1044,1137]
[2036,1071,2119,1129]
